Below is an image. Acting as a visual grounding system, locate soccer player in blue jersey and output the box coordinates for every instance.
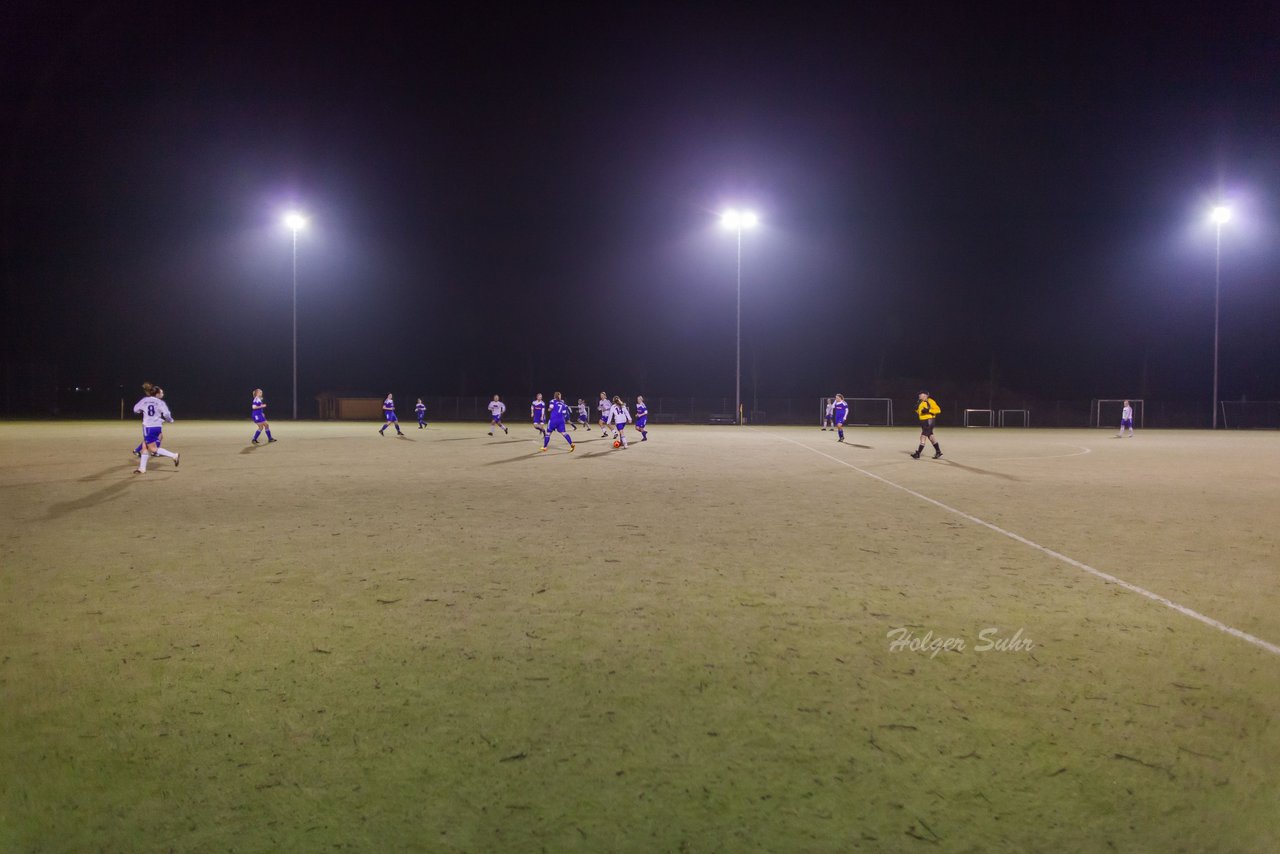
[415,398,427,429]
[540,392,576,453]
[832,393,848,443]
[635,395,650,441]
[531,393,546,434]
[488,395,509,435]
[251,388,276,444]
[132,382,180,474]
[379,394,404,436]
[610,395,631,449]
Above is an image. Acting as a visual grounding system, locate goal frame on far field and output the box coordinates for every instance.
[819,397,894,427]
[1091,399,1144,429]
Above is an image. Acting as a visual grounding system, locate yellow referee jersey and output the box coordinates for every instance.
[916,398,941,421]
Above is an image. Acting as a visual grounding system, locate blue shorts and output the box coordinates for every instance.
[492,414,503,423]
[1121,418,1133,429]
[143,426,163,445]
[385,412,398,422]
[252,413,266,424]
[835,417,846,427]
[636,417,648,429]
[548,419,567,433]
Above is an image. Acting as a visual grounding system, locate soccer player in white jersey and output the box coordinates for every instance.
[610,395,631,449]
[488,395,508,436]
[379,394,404,436]
[576,399,589,430]
[540,392,576,452]
[251,388,276,444]
[597,392,612,436]
[1118,400,1135,438]
[133,386,167,456]
[132,382,180,474]
[823,398,835,431]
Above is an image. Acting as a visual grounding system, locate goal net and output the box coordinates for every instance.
[1091,399,1144,428]
[1219,400,1280,429]
[819,397,893,427]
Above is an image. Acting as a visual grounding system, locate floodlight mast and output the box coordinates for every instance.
[1210,205,1231,429]
[721,209,758,425]
[284,212,307,419]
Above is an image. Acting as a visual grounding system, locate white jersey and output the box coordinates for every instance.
[488,400,506,417]
[1121,405,1133,421]
[611,403,631,424]
[598,398,611,419]
[825,401,834,416]
[133,395,173,428]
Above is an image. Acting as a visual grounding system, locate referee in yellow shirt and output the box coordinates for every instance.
[911,391,942,459]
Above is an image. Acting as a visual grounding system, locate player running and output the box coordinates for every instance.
[379,394,405,436]
[251,388,276,444]
[635,395,650,441]
[832,393,848,443]
[132,382,180,474]
[1118,400,1135,438]
[531,393,546,434]
[133,386,166,457]
[610,395,631,449]
[576,399,589,430]
[597,392,613,437]
[488,395,508,435]
[911,391,942,459]
[415,398,427,429]
[540,392,576,453]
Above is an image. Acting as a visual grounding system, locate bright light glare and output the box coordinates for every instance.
[1210,205,1232,225]
[284,211,308,231]
[720,209,759,230]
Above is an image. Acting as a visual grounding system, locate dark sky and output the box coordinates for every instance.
[3,1,1279,413]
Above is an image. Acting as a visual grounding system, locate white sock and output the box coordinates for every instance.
[138,451,149,472]
[155,448,178,459]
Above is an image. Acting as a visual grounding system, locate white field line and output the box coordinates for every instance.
[767,431,1280,659]
[989,444,1093,462]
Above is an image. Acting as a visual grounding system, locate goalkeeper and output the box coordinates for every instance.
[911,391,943,459]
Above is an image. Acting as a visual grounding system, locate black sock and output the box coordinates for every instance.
[932,442,941,453]
[916,443,925,454]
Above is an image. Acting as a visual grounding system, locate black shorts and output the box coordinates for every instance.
[919,418,935,437]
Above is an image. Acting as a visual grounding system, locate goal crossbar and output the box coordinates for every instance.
[1091,399,1144,429]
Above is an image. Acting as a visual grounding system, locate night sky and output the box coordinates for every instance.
[3,1,1279,415]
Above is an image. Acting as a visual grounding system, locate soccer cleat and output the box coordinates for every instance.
[133,450,141,457]
[933,451,943,459]
[252,439,260,444]
[568,444,576,452]
[540,447,548,452]
[268,438,277,443]
[838,437,844,442]
[910,451,921,459]
[503,427,509,434]
[174,453,180,468]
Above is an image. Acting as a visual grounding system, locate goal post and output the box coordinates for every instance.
[963,409,994,427]
[1091,399,1144,429]
[998,409,1030,427]
[818,397,893,427]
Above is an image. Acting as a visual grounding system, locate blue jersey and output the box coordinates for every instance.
[531,399,546,423]
[833,400,848,422]
[252,396,267,423]
[384,398,398,421]
[548,399,570,423]
[415,403,426,416]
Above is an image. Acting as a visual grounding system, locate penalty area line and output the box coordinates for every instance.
[763,430,1280,659]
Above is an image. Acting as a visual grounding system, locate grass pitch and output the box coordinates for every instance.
[2,420,1278,851]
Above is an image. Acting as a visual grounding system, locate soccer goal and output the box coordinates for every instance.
[1091,399,1144,429]
[999,409,1030,427]
[1219,400,1280,429]
[963,408,994,427]
[819,397,893,427]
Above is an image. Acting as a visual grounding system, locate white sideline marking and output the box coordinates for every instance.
[769,431,1280,659]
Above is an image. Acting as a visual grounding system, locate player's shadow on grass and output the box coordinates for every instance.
[80,465,127,482]
[486,439,528,445]
[439,436,481,442]
[938,459,1021,482]
[239,444,262,455]
[482,453,541,466]
[46,479,138,520]
[841,442,873,449]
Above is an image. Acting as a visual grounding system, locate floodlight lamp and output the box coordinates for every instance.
[284,212,308,231]
[1210,206,1232,225]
